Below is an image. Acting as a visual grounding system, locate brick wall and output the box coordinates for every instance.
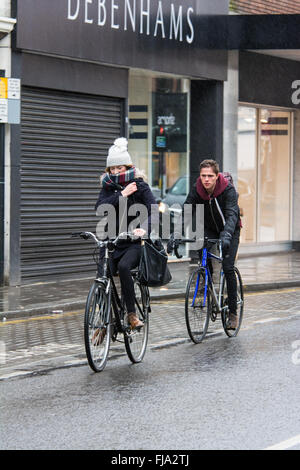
[230,0,300,14]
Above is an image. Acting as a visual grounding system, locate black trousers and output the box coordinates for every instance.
[203,229,240,315]
[109,244,142,314]
[221,230,240,314]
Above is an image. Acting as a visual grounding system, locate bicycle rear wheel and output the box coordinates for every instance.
[185,268,210,343]
[84,282,111,372]
[124,280,149,363]
[221,267,244,337]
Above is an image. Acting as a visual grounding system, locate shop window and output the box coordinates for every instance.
[128,72,189,200]
[258,109,291,242]
[238,106,291,244]
[237,107,257,243]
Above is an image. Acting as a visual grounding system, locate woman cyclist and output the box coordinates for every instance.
[95,137,158,330]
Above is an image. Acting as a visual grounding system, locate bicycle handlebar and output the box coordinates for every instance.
[71,231,139,247]
[169,235,223,259]
[178,237,220,245]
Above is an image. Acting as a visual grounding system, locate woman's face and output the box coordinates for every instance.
[109,165,127,175]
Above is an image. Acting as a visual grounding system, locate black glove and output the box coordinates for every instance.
[220,230,232,255]
[167,234,180,255]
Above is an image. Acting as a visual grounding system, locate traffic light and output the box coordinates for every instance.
[156,125,167,149]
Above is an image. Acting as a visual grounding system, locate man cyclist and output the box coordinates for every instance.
[169,159,241,329]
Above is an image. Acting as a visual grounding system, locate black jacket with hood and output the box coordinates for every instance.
[184,173,240,238]
[95,169,158,254]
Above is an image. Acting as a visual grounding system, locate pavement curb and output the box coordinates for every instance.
[243,280,300,292]
[1,280,300,320]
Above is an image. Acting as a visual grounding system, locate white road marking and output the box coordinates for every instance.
[254,317,281,324]
[264,434,300,450]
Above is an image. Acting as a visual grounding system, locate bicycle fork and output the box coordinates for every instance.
[192,270,211,309]
[192,269,224,313]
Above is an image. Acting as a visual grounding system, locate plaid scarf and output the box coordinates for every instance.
[102,166,136,190]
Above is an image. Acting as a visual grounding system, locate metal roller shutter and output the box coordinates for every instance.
[20,87,124,281]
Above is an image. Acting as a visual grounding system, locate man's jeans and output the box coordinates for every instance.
[201,229,240,315]
[222,229,240,314]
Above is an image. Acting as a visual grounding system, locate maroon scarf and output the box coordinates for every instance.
[196,172,229,200]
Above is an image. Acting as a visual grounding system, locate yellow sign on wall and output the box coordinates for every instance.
[0,78,8,99]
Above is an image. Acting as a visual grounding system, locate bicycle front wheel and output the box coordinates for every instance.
[221,267,244,337]
[84,282,111,372]
[185,268,210,343]
[124,281,149,363]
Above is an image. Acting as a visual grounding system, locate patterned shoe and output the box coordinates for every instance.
[227,313,238,330]
[92,328,106,346]
[128,313,144,330]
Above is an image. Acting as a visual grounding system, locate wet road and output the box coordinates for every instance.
[1,288,300,450]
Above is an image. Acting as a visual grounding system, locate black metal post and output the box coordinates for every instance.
[0,123,4,286]
[0,69,5,285]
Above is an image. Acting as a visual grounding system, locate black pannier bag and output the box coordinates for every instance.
[138,239,172,287]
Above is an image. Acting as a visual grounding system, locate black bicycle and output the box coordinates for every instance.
[172,236,244,343]
[72,231,150,372]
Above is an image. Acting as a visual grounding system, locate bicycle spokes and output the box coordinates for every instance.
[84,282,111,372]
[185,269,210,343]
[124,281,149,363]
[221,267,244,337]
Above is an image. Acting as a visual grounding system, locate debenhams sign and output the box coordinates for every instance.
[67,0,195,44]
[16,0,228,79]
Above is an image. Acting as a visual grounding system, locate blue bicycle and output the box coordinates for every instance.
[174,237,244,343]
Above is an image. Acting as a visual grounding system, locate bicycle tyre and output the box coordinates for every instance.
[84,281,111,372]
[185,268,210,344]
[124,280,149,363]
[221,267,244,338]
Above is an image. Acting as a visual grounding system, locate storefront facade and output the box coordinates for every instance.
[237,51,300,253]
[6,0,229,285]
[3,1,300,285]
[224,1,300,254]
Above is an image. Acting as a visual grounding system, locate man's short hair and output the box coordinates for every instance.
[199,159,219,175]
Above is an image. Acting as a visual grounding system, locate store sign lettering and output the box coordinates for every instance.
[67,0,195,44]
[157,114,176,125]
[291,80,300,105]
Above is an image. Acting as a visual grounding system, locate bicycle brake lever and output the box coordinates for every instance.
[71,232,91,240]
[81,233,91,240]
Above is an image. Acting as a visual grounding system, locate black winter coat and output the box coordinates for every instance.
[95,176,158,252]
[184,174,240,238]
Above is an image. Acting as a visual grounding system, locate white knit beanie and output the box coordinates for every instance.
[106,137,133,168]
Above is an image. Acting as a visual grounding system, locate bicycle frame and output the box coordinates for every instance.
[73,230,150,371]
[96,234,149,332]
[99,248,129,334]
[194,241,226,314]
[182,235,244,343]
[73,231,138,333]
